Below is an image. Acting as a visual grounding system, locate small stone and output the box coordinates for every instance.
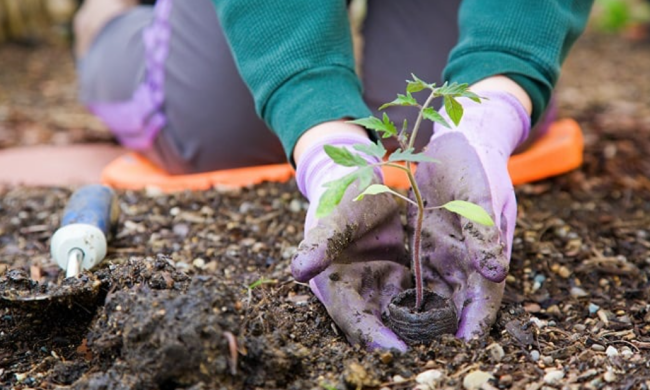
[499,374,513,386]
[192,258,206,269]
[289,199,303,213]
[542,355,554,365]
[558,265,572,278]
[577,369,598,381]
[606,346,618,357]
[416,369,444,388]
[463,370,494,390]
[530,350,541,362]
[603,370,616,383]
[524,302,541,313]
[621,347,633,358]
[392,375,406,384]
[489,344,505,362]
[570,287,588,298]
[546,305,562,317]
[591,344,605,351]
[544,370,565,384]
[573,324,586,332]
[588,303,600,314]
[379,352,393,364]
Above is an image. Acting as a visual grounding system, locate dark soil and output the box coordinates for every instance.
[2,29,650,389]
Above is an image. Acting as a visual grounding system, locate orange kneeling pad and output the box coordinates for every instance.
[101,119,583,192]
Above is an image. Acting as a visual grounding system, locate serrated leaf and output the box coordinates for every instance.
[437,81,469,96]
[461,90,482,103]
[406,74,429,93]
[422,107,451,128]
[354,184,396,201]
[379,92,418,110]
[444,96,464,126]
[316,174,357,218]
[353,142,386,159]
[324,145,368,167]
[356,166,374,192]
[441,200,494,226]
[380,112,397,138]
[388,148,440,163]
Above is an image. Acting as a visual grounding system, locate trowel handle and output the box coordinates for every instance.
[51,185,119,275]
[60,184,119,238]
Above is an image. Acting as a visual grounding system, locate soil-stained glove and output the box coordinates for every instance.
[293,133,411,352]
[412,91,530,339]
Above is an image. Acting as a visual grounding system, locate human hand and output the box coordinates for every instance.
[292,131,411,352]
[412,91,531,339]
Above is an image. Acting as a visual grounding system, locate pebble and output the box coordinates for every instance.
[416,369,444,388]
[544,370,565,384]
[558,265,572,278]
[379,352,393,364]
[542,355,554,365]
[463,370,493,390]
[588,303,600,314]
[604,370,616,383]
[591,344,605,351]
[192,258,205,269]
[392,375,406,384]
[570,287,588,298]
[573,324,586,332]
[621,347,634,358]
[606,346,618,357]
[499,374,513,386]
[289,199,302,213]
[489,344,505,362]
[530,350,541,362]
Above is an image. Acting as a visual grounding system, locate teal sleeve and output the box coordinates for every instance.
[210,0,372,162]
[443,1,594,124]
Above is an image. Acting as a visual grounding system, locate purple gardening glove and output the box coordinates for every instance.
[293,133,411,352]
[412,91,531,339]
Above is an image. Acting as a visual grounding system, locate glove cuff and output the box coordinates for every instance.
[434,90,532,155]
[296,133,382,202]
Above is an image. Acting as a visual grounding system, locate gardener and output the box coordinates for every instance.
[75,0,594,351]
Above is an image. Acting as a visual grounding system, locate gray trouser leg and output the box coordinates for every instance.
[78,0,285,174]
[362,0,462,151]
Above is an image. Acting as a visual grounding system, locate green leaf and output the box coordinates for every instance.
[379,92,418,110]
[248,278,277,290]
[444,96,464,126]
[441,200,494,226]
[437,81,468,96]
[422,107,451,128]
[316,173,358,219]
[354,184,405,202]
[324,145,368,167]
[353,141,386,159]
[406,73,430,93]
[358,167,374,191]
[348,115,396,138]
[388,148,440,163]
[461,90,482,103]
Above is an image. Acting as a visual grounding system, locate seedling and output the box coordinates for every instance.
[317,75,494,314]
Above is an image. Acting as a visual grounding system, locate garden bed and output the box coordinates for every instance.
[1,31,649,389]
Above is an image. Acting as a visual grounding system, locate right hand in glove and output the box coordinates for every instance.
[292,129,411,352]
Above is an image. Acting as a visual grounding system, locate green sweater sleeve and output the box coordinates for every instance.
[210,0,371,162]
[443,1,594,124]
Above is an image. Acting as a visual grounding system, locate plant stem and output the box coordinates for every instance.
[405,89,438,311]
[408,90,437,151]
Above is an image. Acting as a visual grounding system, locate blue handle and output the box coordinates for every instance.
[61,185,119,237]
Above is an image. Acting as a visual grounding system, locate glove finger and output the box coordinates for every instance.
[453,272,505,340]
[414,133,511,283]
[292,193,405,282]
[310,262,411,352]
